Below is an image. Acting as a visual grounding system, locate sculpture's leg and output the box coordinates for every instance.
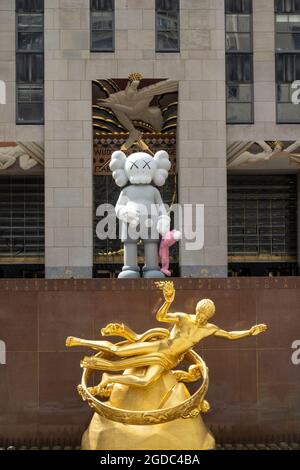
[66,337,115,352]
[113,110,142,150]
[143,241,165,279]
[100,364,164,389]
[118,242,140,279]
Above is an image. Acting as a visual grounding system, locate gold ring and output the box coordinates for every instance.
[79,349,209,425]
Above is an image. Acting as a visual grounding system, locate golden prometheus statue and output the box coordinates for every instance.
[66,281,267,450]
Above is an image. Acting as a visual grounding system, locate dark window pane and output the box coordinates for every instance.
[18,13,43,31]
[239,14,251,32]
[277,83,292,101]
[18,85,43,102]
[227,83,252,102]
[157,11,178,30]
[90,1,114,51]
[275,0,300,13]
[226,33,251,51]
[277,32,300,50]
[227,102,252,123]
[17,31,43,51]
[226,14,239,32]
[276,53,300,81]
[156,0,179,11]
[226,54,252,82]
[277,102,300,121]
[156,30,179,52]
[17,85,44,122]
[276,13,300,31]
[91,31,113,51]
[225,0,252,14]
[226,14,251,32]
[155,0,179,52]
[16,54,44,83]
[91,11,113,30]
[17,103,43,123]
[91,0,114,11]
[16,0,44,12]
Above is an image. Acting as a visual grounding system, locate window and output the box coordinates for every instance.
[156,0,180,52]
[228,175,297,262]
[16,0,44,124]
[90,0,114,52]
[225,0,253,123]
[275,0,300,121]
[0,175,44,261]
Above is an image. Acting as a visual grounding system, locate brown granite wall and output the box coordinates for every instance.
[0,278,299,444]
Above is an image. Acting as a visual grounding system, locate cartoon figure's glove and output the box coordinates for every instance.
[157,214,171,236]
[116,203,140,227]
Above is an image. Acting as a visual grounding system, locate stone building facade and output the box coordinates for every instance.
[1,0,300,278]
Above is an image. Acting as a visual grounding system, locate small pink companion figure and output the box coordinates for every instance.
[159,229,182,277]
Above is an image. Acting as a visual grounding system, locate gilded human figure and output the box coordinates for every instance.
[66,281,267,450]
[66,281,267,396]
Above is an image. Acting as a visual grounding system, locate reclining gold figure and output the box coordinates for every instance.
[66,281,267,450]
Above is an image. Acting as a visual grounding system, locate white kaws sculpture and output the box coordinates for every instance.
[110,150,171,279]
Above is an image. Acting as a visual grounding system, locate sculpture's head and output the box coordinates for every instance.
[195,299,216,326]
[126,72,142,96]
[109,150,171,187]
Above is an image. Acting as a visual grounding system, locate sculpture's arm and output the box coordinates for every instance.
[156,301,180,323]
[155,281,187,324]
[214,324,267,340]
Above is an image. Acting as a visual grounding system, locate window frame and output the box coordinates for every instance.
[275,13,300,52]
[16,0,44,125]
[16,12,44,52]
[155,0,180,53]
[90,0,115,53]
[225,0,254,124]
[275,52,300,122]
[275,3,300,123]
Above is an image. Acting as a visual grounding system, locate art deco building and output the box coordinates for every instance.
[0,0,300,279]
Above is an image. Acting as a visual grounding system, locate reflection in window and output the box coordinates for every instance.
[226,14,252,51]
[275,0,300,122]
[90,0,114,52]
[156,0,180,52]
[16,0,44,124]
[225,0,253,123]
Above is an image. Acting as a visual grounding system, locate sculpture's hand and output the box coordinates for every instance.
[156,281,175,303]
[66,336,80,347]
[250,324,268,336]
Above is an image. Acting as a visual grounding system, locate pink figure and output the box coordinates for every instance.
[159,230,182,277]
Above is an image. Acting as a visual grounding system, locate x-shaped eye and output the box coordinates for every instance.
[130,161,139,169]
[143,160,151,169]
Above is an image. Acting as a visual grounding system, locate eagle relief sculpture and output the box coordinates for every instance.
[66,281,267,450]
